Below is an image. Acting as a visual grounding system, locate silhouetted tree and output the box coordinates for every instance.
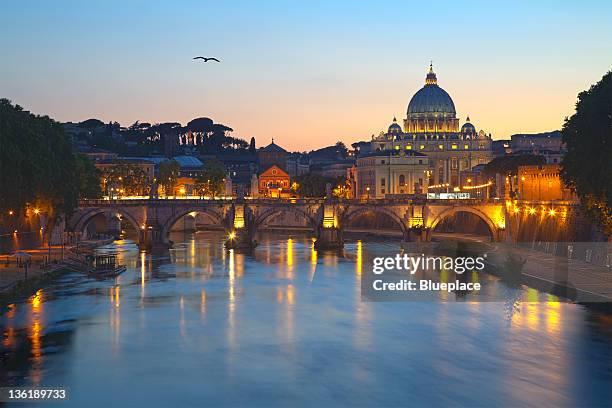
[561,70,612,237]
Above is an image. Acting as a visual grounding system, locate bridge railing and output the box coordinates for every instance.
[78,197,511,207]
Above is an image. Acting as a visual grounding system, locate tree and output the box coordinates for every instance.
[249,137,256,153]
[294,173,338,197]
[561,71,612,236]
[159,160,180,196]
[195,158,226,197]
[100,162,149,197]
[483,154,546,177]
[0,99,85,216]
[74,154,102,199]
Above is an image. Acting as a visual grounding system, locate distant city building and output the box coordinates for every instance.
[215,153,258,197]
[285,153,310,178]
[76,146,118,163]
[258,139,288,171]
[362,64,494,186]
[258,165,291,198]
[317,160,355,179]
[492,140,511,157]
[354,150,429,199]
[510,131,565,164]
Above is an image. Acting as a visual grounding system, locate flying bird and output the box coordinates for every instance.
[193,57,220,62]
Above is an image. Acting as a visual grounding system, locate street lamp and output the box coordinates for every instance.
[366,186,370,200]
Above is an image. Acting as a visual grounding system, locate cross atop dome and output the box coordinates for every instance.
[425,62,437,85]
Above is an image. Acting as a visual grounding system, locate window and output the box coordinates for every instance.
[399,175,405,186]
[406,144,412,150]
[420,145,425,150]
[381,189,385,194]
[464,144,469,149]
[381,160,385,164]
[451,144,457,149]
[418,160,423,164]
[394,145,400,150]
[381,178,386,186]
[438,144,444,150]
[451,158,458,169]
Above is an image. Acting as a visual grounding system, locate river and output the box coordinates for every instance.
[1,231,611,407]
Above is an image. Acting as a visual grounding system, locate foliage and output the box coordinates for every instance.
[561,71,612,236]
[194,158,226,197]
[483,154,546,177]
[74,154,102,199]
[332,177,351,199]
[99,161,150,196]
[159,160,180,196]
[0,99,100,216]
[294,173,343,197]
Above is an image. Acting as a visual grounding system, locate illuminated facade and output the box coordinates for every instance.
[258,165,291,198]
[354,150,430,199]
[365,64,494,186]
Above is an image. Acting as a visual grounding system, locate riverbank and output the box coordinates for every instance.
[0,237,114,309]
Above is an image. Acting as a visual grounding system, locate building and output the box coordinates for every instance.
[354,150,429,199]
[510,131,565,164]
[258,139,288,171]
[258,165,291,198]
[76,146,118,163]
[517,164,577,201]
[362,64,495,186]
[285,153,310,178]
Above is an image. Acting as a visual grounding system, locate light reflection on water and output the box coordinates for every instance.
[0,231,611,407]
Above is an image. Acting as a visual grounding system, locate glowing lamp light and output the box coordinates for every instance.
[8,210,14,215]
[228,231,236,240]
[528,207,536,215]
[548,209,556,217]
[33,208,40,214]
[140,225,146,230]
[14,230,18,234]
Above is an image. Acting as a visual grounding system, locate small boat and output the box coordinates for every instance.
[89,253,126,277]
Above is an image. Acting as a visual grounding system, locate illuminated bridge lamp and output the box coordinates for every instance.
[528,207,536,215]
[548,208,556,217]
[322,207,336,229]
[233,206,245,229]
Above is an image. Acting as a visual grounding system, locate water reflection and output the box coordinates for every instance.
[0,231,610,407]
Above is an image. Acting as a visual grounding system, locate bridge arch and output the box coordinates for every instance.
[429,206,499,241]
[70,207,141,235]
[161,207,225,238]
[341,206,408,235]
[254,206,318,231]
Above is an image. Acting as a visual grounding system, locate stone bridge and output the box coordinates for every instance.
[68,198,512,250]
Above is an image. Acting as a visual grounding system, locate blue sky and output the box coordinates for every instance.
[1,0,611,150]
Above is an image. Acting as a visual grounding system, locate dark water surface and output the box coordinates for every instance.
[1,231,611,407]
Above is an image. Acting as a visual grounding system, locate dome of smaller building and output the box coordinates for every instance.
[388,117,402,134]
[461,116,476,135]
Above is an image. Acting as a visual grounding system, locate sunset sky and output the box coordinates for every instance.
[1,0,611,151]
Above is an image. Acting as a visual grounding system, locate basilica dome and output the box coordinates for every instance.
[407,65,456,117]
